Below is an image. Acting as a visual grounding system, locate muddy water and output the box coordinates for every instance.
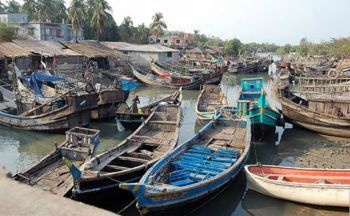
[0,73,348,216]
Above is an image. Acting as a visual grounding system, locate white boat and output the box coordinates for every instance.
[245,165,350,207]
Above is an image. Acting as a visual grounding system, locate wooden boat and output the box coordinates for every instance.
[120,113,251,215]
[237,78,280,140]
[115,89,181,130]
[66,89,182,194]
[196,84,227,120]
[245,165,350,207]
[131,64,202,90]
[151,62,223,85]
[91,88,129,120]
[275,84,350,137]
[13,127,100,196]
[0,85,97,132]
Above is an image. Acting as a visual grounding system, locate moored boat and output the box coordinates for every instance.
[0,85,97,132]
[274,83,350,137]
[66,89,182,194]
[120,113,251,215]
[196,84,227,120]
[115,89,181,130]
[131,64,202,90]
[13,127,100,196]
[238,77,280,140]
[245,164,350,207]
[151,62,223,85]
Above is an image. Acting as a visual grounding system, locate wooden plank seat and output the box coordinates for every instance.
[148,120,177,124]
[106,165,129,171]
[118,156,149,163]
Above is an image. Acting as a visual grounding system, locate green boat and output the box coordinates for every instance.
[237,77,280,140]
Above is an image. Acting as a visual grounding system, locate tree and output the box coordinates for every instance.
[0,1,7,12]
[20,0,38,21]
[68,0,85,42]
[149,12,167,42]
[6,0,20,13]
[224,38,242,57]
[90,0,112,41]
[135,23,150,44]
[0,23,16,42]
[298,37,310,56]
[119,16,134,41]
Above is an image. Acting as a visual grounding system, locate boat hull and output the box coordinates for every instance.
[280,99,350,138]
[138,155,249,215]
[245,165,350,207]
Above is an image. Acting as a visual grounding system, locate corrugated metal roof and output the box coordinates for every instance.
[0,42,32,57]
[13,40,81,57]
[102,42,179,53]
[62,41,125,59]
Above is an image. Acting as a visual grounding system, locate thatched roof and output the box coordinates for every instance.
[12,40,81,57]
[0,42,32,58]
[61,41,126,60]
[102,42,179,53]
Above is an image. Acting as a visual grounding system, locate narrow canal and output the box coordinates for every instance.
[0,73,348,216]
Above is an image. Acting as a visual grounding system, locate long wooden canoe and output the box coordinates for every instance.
[67,89,183,195]
[275,84,350,137]
[152,62,223,85]
[131,64,202,90]
[196,85,227,120]
[245,165,350,207]
[120,113,250,215]
[13,127,100,196]
[115,89,181,130]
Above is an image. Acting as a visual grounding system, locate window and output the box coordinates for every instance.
[156,39,160,43]
[167,52,172,58]
[176,39,180,44]
[56,29,62,37]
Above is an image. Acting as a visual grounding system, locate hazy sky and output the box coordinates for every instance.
[107,0,350,45]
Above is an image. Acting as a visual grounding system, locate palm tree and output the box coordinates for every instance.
[20,0,38,21]
[90,0,112,41]
[6,0,20,13]
[68,0,85,42]
[149,12,167,43]
[0,1,7,12]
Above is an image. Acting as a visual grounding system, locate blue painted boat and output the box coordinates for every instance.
[237,77,280,140]
[119,112,251,215]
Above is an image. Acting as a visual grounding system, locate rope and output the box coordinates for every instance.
[117,197,138,215]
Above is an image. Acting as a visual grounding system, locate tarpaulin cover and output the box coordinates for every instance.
[120,79,138,91]
[20,73,64,97]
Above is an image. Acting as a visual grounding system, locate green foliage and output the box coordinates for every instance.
[68,0,85,42]
[149,12,167,37]
[224,39,242,56]
[6,0,20,13]
[90,0,112,41]
[0,23,16,42]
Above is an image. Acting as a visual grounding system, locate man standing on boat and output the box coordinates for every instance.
[268,60,277,80]
[132,95,140,113]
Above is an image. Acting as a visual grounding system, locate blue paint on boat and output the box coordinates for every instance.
[238,77,280,139]
[119,112,251,214]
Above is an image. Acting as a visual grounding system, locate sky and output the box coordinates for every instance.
[106,0,350,45]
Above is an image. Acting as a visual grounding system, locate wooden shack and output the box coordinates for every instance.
[13,40,83,71]
[0,42,33,74]
[61,41,126,70]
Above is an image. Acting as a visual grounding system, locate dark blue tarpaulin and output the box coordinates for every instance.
[20,73,64,97]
